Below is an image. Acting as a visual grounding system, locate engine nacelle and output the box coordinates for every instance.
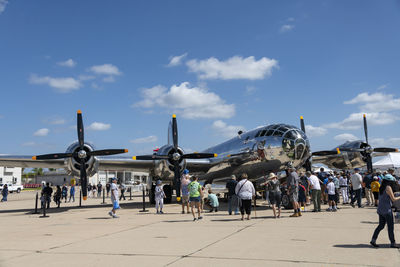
[153,145,187,180]
[64,142,99,178]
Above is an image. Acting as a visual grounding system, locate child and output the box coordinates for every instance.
[327,177,337,211]
[371,176,380,207]
[206,189,219,212]
[155,180,166,214]
[298,183,307,212]
[61,184,68,203]
[108,177,120,218]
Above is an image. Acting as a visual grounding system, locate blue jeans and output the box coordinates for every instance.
[228,195,239,214]
[351,188,362,207]
[372,212,395,244]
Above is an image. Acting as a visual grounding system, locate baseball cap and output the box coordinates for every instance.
[183,169,189,174]
[111,177,117,181]
[354,168,360,171]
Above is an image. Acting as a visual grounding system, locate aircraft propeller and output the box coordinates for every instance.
[32,110,128,200]
[132,114,217,201]
[336,114,398,172]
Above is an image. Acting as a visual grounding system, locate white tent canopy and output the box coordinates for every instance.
[373,153,400,169]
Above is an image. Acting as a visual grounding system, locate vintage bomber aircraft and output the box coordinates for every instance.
[311,114,398,173]
[0,112,396,203]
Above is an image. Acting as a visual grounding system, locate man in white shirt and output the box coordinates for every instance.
[350,168,363,208]
[108,178,120,218]
[306,171,321,212]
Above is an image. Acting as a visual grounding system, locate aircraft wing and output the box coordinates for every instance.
[0,155,65,168]
[97,156,154,172]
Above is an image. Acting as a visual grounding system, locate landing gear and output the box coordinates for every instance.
[149,184,155,205]
[163,184,172,204]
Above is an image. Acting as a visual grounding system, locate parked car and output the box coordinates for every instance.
[0,183,24,193]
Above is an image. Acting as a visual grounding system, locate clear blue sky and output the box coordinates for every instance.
[0,0,399,156]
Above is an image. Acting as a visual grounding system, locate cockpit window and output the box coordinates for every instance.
[255,130,262,138]
[272,131,283,137]
[265,130,274,136]
[259,130,267,137]
[277,126,289,132]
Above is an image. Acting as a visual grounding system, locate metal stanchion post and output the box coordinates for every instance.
[102,188,106,204]
[33,192,39,214]
[139,185,148,212]
[79,190,82,207]
[129,187,132,200]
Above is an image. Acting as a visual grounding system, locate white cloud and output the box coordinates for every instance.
[377,84,388,90]
[103,76,115,83]
[334,133,359,143]
[305,125,327,137]
[344,92,400,113]
[134,82,235,119]
[245,86,257,95]
[79,75,96,81]
[130,135,158,144]
[29,74,81,93]
[324,112,399,130]
[186,56,278,80]
[212,120,245,138]
[89,64,122,76]
[57,59,76,67]
[0,0,8,14]
[280,24,294,33]
[22,142,37,147]
[370,138,400,148]
[44,117,66,125]
[34,128,49,137]
[87,122,111,131]
[168,53,187,67]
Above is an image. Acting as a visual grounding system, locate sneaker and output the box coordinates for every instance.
[108,211,113,217]
[298,211,302,216]
[289,213,299,217]
[351,203,355,208]
[160,211,164,214]
[370,241,379,248]
[390,243,400,248]
[182,211,185,214]
[332,208,337,212]
[198,216,203,220]
[326,208,332,212]
[312,210,318,212]
[193,218,197,221]
[112,215,119,218]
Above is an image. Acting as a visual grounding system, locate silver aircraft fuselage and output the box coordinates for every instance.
[152,123,311,183]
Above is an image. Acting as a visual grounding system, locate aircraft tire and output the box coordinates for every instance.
[281,194,293,210]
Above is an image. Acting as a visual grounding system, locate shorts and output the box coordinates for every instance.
[189,196,201,203]
[298,192,306,203]
[113,201,120,210]
[289,188,298,202]
[269,191,281,208]
[328,194,336,201]
[182,195,189,204]
[373,192,379,200]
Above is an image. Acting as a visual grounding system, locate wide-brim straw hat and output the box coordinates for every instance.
[268,173,277,179]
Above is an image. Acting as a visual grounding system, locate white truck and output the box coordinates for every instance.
[0,183,24,193]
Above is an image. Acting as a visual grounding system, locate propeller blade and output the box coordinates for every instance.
[182,153,218,159]
[80,158,88,200]
[89,149,128,157]
[33,153,73,160]
[373,147,399,153]
[172,114,178,149]
[77,110,84,149]
[173,160,181,200]
[132,155,169,160]
[363,114,368,144]
[300,116,306,133]
[312,150,340,156]
[366,153,373,173]
[337,148,364,152]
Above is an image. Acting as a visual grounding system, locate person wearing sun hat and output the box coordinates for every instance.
[265,172,281,218]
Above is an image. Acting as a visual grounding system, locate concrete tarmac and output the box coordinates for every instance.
[1,190,399,267]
